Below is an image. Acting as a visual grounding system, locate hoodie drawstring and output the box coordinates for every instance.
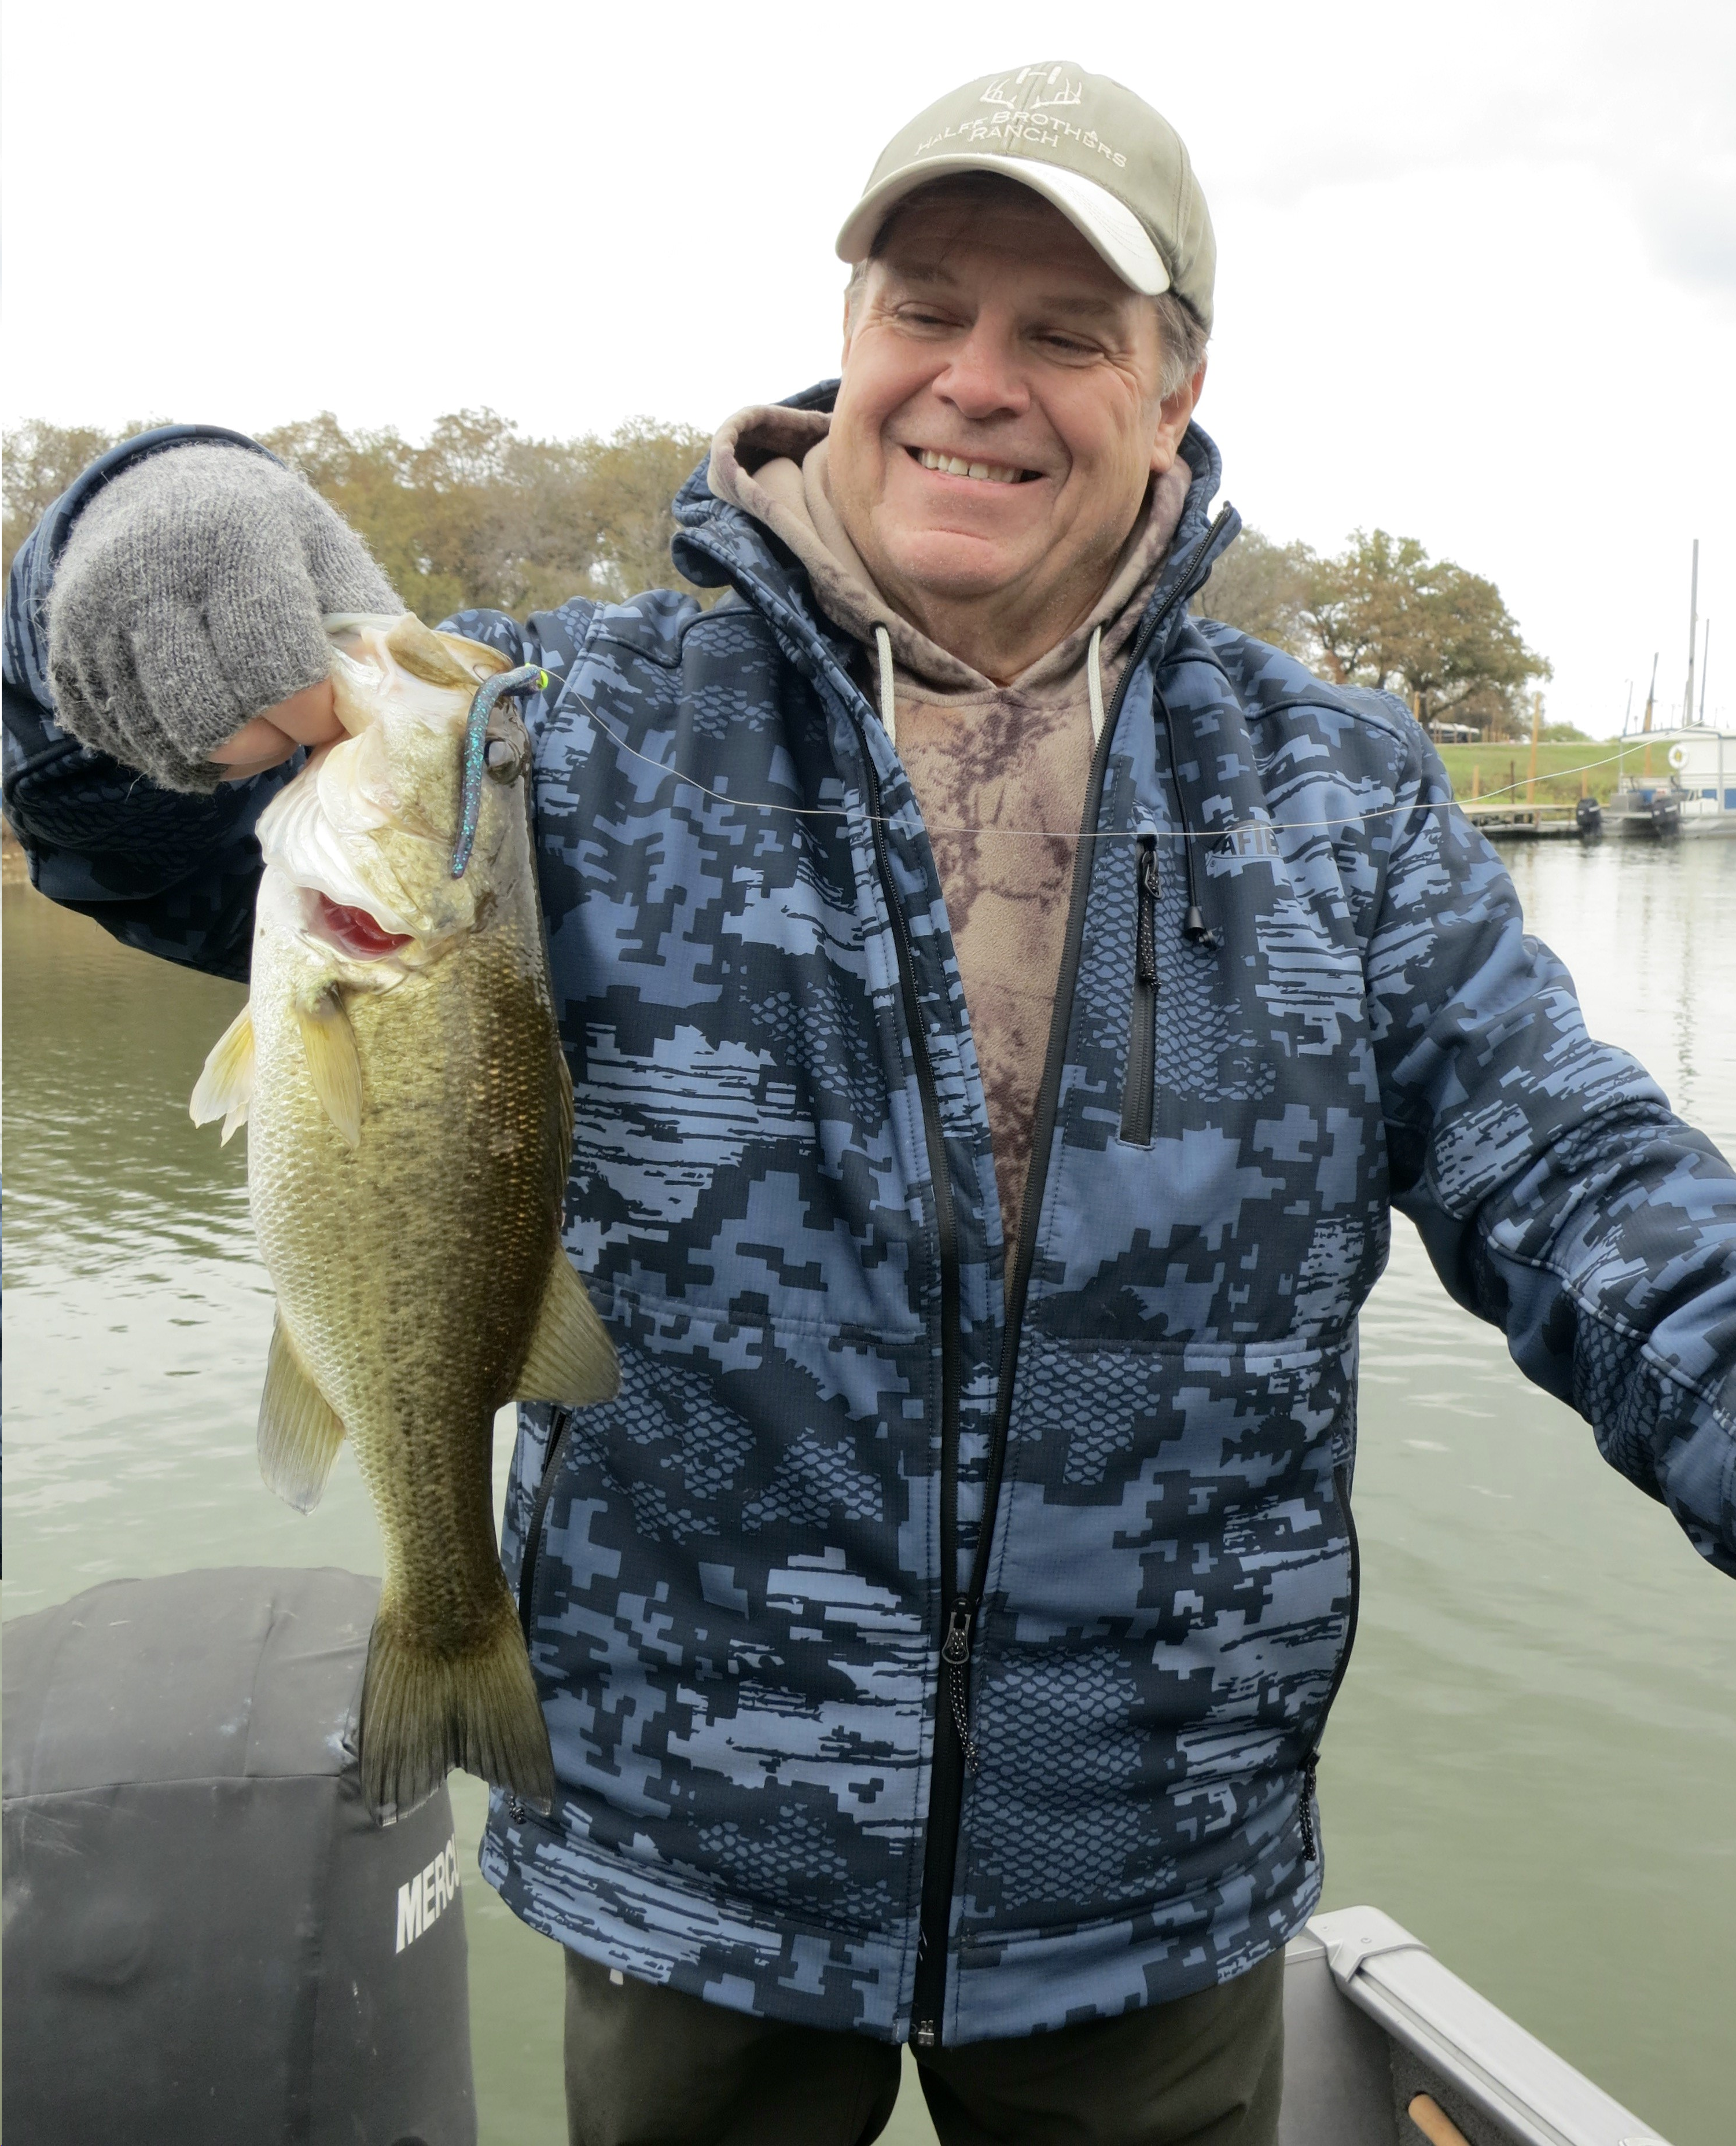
[873,624,897,749]
[1087,626,1105,745]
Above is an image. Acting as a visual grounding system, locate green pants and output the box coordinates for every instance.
[563,1947,1284,2146]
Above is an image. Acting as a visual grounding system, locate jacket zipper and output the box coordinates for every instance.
[857,748,967,2050]
[908,508,1234,2048]
[1120,832,1161,1145]
[1299,1458,1361,1863]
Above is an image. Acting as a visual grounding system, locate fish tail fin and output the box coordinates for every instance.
[358,1592,554,1824]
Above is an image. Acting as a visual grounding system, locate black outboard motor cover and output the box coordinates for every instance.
[2,1567,476,2145]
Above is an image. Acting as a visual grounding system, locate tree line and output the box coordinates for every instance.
[3,415,1551,738]
[1,411,715,623]
[1196,524,1553,740]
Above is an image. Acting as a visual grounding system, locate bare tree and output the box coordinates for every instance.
[3,421,124,574]
[1193,527,1316,657]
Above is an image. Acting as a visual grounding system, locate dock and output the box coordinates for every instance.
[1461,800,1591,842]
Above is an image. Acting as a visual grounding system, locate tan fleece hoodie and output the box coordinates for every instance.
[708,406,1190,1256]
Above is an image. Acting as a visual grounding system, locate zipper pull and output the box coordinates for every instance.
[911,1935,940,2049]
[941,1605,979,1773]
[1135,835,1160,987]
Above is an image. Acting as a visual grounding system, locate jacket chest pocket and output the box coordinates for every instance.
[1116,833,1367,1151]
[1115,830,1281,1149]
[1120,832,1162,1146]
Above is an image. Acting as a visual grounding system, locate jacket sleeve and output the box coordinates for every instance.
[1364,711,1736,1578]
[2,425,295,983]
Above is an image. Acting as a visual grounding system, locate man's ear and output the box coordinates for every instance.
[1150,361,1206,474]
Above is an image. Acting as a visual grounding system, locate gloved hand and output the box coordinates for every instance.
[46,444,399,793]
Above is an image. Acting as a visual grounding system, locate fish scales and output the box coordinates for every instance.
[192,612,617,1822]
[251,901,559,1621]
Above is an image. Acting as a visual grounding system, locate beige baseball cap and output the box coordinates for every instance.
[836,61,1216,332]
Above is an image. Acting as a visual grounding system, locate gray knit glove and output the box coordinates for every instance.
[46,444,400,793]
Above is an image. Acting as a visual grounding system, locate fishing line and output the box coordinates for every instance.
[527,660,1631,846]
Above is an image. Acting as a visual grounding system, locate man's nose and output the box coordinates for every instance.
[933,325,1029,421]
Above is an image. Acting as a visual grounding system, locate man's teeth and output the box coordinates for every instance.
[917,450,1024,484]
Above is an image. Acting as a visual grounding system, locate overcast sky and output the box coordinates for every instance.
[5,0,1731,734]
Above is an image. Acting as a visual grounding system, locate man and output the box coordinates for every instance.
[6,61,1734,2146]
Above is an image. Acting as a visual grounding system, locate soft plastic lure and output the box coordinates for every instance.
[451,665,549,878]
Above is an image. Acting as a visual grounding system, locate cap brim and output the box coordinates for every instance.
[835,153,1169,297]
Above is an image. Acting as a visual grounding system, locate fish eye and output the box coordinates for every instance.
[484,734,526,784]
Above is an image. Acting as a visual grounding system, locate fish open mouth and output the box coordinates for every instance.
[311,894,414,959]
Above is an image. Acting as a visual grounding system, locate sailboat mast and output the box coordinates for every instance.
[1683,538,1699,725]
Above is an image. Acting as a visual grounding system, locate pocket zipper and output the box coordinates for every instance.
[1300,1458,1362,1862]
[506,1408,575,1825]
[1119,832,1160,1145]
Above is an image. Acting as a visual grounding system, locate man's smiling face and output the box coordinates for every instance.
[828,180,1200,679]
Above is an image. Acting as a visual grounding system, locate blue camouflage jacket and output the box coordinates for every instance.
[6,400,1735,2049]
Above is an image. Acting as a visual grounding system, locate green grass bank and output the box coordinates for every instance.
[1435,738,1644,807]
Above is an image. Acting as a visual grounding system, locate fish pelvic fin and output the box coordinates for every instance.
[190,1002,256,1145]
[514,1250,620,1409]
[358,1592,554,1825]
[295,986,362,1148]
[258,1315,347,1512]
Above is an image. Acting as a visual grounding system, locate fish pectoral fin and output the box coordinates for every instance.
[514,1251,619,1409]
[190,1003,256,1145]
[296,988,363,1148]
[258,1317,347,1512]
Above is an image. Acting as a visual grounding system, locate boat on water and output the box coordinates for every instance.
[1606,727,1736,839]
[1280,1908,1668,2146]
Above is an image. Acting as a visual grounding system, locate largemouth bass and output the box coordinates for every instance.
[191,613,617,1821]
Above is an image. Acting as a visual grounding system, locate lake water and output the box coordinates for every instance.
[5,836,1734,2145]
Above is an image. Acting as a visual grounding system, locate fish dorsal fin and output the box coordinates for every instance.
[296,989,363,1148]
[258,1317,347,1512]
[386,614,490,692]
[514,1251,619,1408]
[189,1002,256,1145]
